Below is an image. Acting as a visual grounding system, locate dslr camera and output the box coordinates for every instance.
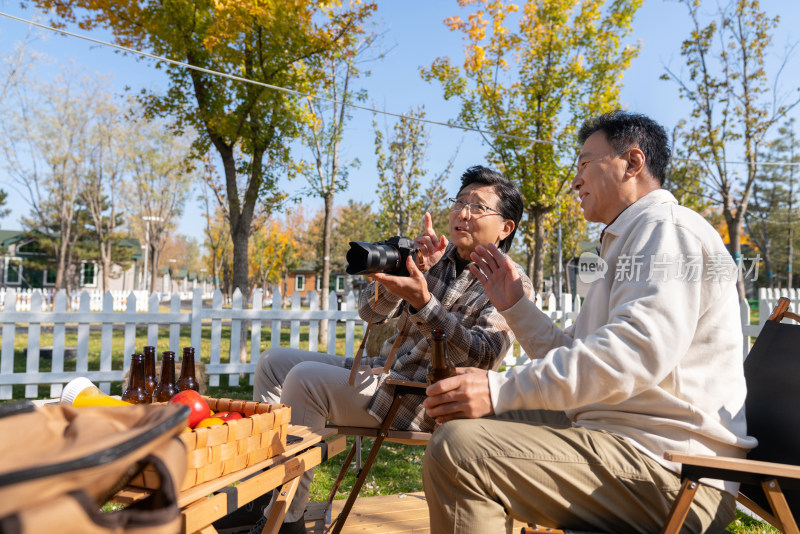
[346,236,419,277]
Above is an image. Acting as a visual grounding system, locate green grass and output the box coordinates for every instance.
[728,511,779,533]
[308,436,425,502]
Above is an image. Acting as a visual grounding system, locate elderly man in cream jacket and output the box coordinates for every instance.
[422,111,757,534]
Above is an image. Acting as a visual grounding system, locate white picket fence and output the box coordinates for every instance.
[0,285,786,400]
[0,288,216,312]
[0,286,363,400]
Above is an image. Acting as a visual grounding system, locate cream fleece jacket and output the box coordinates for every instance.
[489,189,757,495]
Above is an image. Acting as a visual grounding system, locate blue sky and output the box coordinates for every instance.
[1,0,799,244]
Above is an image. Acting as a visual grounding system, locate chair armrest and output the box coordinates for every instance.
[325,424,431,444]
[664,451,800,480]
[385,378,428,390]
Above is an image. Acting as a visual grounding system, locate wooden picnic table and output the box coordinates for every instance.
[114,425,346,534]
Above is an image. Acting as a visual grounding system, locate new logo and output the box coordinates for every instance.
[578,251,608,284]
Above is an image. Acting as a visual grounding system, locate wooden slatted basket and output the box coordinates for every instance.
[131,397,291,492]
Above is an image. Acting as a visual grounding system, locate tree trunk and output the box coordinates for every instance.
[213,256,221,290]
[532,208,546,297]
[222,148,259,300]
[726,217,746,300]
[565,258,573,296]
[319,193,334,347]
[763,250,774,289]
[149,244,161,294]
[55,239,68,292]
[100,242,111,293]
[54,210,73,292]
[231,222,250,297]
[525,241,535,284]
[789,181,794,288]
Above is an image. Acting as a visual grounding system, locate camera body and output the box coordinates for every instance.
[345,236,419,277]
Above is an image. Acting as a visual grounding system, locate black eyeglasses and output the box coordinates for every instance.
[448,198,503,216]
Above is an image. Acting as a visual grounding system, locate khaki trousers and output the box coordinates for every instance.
[253,347,382,522]
[422,412,735,534]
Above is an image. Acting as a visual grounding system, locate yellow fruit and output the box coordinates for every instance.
[195,417,224,428]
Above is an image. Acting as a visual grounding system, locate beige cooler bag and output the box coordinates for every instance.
[0,401,189,534]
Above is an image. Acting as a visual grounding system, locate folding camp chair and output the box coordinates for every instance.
[323,378,430,534]
[661,296,800,534]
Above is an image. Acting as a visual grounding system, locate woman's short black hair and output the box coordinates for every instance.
[457,165,523,253]
[577,111,671,185]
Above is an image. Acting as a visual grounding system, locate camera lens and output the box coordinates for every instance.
[346,242,401,275]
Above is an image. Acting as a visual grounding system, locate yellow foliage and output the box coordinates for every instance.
[445,16,464,30]
[249,217,298,287]
[423,0,642,292]
[465,45,487,72]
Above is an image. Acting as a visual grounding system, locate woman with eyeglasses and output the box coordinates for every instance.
[243,165,532,534]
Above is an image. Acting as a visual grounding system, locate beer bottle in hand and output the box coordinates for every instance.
[143,345,157,398]
[176,347,200,392]
[153,350,179,402]
[427,329,456,385]
[122,353,152,404]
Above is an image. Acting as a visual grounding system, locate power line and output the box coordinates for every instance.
[0,11,560,147]
[675,157,800,168]
[3,10,800,169]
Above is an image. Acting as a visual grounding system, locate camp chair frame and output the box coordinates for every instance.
[660,296,800,534]
[323,378,430,534]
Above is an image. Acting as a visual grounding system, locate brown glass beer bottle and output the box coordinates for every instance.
[143,345,157,398]
[153,350,179,402]
[427,329,456,385]
[176,347,200,392]
[122,353,152,404]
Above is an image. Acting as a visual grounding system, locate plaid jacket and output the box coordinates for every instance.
[348,243,533,431]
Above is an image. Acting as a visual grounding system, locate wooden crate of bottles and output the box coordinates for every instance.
[131,397,291,491]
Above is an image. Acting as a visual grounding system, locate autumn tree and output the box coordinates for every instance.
[200,174,231,292]
[332,200,382,271]
[663,0,800,298]
[0,190,9,221]
[744,121,800,288]
[2,68,100,294]
[374,106,455,237]
[250,216,297,292]
[293,35,376,342]
[161,234,201,274]
[26,0,377,298]
[79,95,131,292]
[0,26,37,107]
[661,127,711,215]
[124,116,196,292]
[422,0,640,294]
[0,32,34,236]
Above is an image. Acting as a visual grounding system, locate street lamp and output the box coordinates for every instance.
[141,215,163,292]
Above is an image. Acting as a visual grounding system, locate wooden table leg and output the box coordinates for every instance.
[260,476,301,534]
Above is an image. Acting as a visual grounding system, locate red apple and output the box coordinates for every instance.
[169,390,211,428]
[215,411,244,422]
